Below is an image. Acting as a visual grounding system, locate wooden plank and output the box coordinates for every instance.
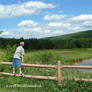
[1,62,92,69]
[62,65,92,69]
[0,72,57,81]
[0,62,57,68]
[57,61,62,84]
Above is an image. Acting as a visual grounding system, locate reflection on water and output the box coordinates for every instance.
[73,59,92,71]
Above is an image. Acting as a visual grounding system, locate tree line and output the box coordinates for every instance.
[0,37,92,50]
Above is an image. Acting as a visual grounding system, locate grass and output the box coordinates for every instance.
[0,48,92,92]
[24,48,92,65]
[1,48,92,65]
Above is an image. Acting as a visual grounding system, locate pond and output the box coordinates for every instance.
[73,59,92,71]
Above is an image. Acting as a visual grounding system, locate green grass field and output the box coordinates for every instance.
[0,48,92,92]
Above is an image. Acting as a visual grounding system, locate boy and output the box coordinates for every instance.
[12,41,24,76]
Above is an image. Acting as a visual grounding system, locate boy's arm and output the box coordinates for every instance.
[21,48,24,63]
[21,56,24,63]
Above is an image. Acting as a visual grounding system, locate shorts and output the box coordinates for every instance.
[12,58,21,68]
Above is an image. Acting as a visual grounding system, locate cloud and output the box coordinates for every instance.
[21,28,64,38]
[48,22,71,27]
[72,26,81,31]
[82,21,92,27]
[43,14,66,20]
[22,27,51,34]
[5,27,52,38]
[18,20,38,27]
[69,14,92,31]
[52,30,64,34]
[0,1,55,19]
[44,30,51,34]
[25,27,42,32]
[0,31,10,36]
[59,11,64,13]
[71,14,92,22]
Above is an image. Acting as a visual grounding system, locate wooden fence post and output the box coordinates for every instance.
[57,61,62,84]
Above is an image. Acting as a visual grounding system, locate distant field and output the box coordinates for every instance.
[1,48,92,64]
[0,48,92,92]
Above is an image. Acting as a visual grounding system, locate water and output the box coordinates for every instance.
[73,59,92,71]
[74,59,92,66]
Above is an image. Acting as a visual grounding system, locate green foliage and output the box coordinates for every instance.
[36,50,56,64]
[1,30,92,92]
[24,50,57,64]
[0,49,92,91]
[5,45,17,62]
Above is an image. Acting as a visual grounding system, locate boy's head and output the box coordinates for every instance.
[20,41,24,47]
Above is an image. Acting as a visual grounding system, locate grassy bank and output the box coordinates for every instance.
[0,48,92,92]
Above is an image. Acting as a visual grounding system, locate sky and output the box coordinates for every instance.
[0,0,92,39]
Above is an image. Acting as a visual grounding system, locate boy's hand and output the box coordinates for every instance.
[22,60,24,63]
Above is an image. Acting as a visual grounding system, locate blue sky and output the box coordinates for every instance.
[0,0,92,39]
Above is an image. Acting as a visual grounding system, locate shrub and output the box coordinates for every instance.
[37,51,57,64]
[5,45,17,62]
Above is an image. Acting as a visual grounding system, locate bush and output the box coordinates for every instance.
[5,45,17,62]
[37,51,56,64]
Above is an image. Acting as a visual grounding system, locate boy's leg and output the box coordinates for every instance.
[13,67,15,73]
[19,68,23,76]
[19,68,22,74]
[12,68,16,76]
[12,58,16,76]
[16,59,23,76]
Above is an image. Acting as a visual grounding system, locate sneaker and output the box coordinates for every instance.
[19,73,24,77]
[12,72,16,76]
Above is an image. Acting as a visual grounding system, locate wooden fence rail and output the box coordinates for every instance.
[0,61,92,84]
[0,62,57,68]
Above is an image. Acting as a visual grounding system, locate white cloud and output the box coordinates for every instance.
[44,30,51,34]
[18,20,38,27]
[53,30,64,34]
[82,21,92,27]
[48,22,71,27]
[32,27,42,32]
[72,26,81,31]
[7,27,52,38]
[0,31,10,36]
[71,14,92,22]
[59,11,64,13]
[0,1,55,19]
[43,14,66,20]
[22,27,42,32]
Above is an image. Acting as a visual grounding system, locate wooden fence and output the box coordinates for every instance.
[0,61,92,85]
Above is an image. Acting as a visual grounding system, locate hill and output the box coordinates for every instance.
[0,30,92,49]
[45,30,92,40]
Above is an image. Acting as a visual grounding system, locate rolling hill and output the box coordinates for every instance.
[46,30,92,40]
